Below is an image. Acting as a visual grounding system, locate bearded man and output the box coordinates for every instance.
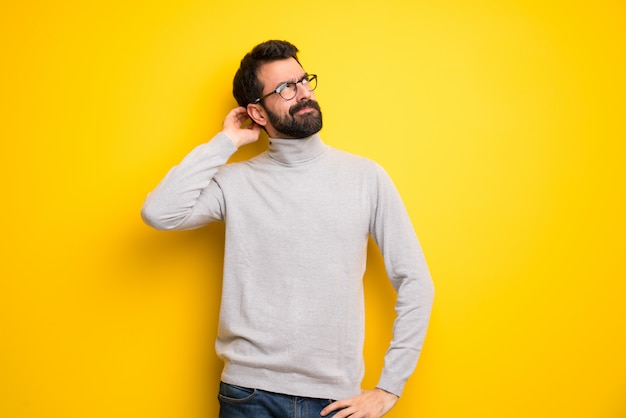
[141,40,434,418]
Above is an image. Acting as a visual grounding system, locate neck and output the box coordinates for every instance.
[266,133,328,165]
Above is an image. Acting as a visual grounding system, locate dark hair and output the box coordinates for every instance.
[232,40,301,106]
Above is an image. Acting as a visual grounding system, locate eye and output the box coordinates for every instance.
[275,83,290,94]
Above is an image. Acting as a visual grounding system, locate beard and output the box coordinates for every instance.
[264,99,323,139]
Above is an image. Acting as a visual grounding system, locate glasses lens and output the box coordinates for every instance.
[306,75,317,91]
[278,83,298,100]
[276,75,317,100]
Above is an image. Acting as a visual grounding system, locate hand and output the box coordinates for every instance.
[320,388,399,418]
[222,106,262,148]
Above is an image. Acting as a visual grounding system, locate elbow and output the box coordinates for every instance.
[141,201,173,231]
[141,205,161,230]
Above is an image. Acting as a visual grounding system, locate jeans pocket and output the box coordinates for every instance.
[218,381,258,403]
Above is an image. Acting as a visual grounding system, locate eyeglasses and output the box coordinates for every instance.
[253,74,317,104]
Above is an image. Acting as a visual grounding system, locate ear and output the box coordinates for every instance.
[247,103,268,127]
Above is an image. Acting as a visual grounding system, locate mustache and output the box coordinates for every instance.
[289,99,321,116]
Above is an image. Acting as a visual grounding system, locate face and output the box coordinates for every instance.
[248,58,323,139]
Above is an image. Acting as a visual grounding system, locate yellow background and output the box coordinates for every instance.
[2,1,625,417]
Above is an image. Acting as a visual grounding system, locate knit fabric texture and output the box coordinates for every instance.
[141,132,434,400]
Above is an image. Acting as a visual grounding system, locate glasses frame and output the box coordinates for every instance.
[253,74,317,104]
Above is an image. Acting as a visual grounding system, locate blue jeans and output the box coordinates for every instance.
[218,382,339,418]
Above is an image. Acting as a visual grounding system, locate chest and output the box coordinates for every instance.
[223,164,374,239]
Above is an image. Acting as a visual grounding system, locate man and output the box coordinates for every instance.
[141,40,434,418]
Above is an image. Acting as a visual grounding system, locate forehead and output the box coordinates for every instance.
[257,57,305,90]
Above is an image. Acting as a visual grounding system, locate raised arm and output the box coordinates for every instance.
[141,107,261,230]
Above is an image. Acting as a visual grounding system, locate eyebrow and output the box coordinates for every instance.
[272,72,309,91]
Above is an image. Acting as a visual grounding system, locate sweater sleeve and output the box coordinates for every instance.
[369,164,435,397]
[141,132,238,230]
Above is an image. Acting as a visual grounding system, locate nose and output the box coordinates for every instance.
[295,81,314,102]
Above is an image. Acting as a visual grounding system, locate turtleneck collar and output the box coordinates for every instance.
[266,133,329,165]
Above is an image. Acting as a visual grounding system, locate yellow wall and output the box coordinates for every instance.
[2,1,625,417]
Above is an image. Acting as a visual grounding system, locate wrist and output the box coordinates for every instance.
[375,387,399,399]
[221,130,242,148]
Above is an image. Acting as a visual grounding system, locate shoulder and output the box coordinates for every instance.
[326,147,391,180]
[213,151,270,180]
[327,146,381,169]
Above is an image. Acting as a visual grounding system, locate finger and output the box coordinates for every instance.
[237,112,254,127]
[333,406,358,418]
[224,109,251,131]
[226,106,244,118]
[235,108,249,119]
[227,107,247,121]
[321,400,348,416]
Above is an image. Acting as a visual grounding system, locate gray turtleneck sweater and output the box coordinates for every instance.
[141,132,434,401]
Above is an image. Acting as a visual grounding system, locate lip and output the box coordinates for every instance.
[290,100,319,116]
[295,107,315,115]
